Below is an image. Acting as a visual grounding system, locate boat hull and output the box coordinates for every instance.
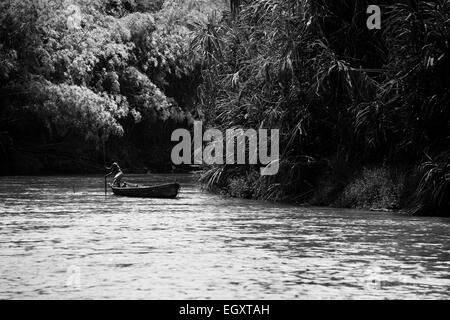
[111,183,180,198]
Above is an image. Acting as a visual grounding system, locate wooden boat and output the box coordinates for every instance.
[110,182,180,198]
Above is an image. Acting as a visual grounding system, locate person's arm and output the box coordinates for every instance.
[105,166,113,177]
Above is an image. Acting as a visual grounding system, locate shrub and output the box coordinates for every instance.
[339,167,404,210]
[414,152,450,216]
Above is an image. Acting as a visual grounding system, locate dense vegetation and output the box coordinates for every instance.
[1,0,448,216]
[194,0,449,216]
[0,0,225,174]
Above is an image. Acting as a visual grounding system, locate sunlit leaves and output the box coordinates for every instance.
[28,80,128,139]
[0,45,17,81]
[0,0,215,143]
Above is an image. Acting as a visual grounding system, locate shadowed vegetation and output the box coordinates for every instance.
[194,0,449,216]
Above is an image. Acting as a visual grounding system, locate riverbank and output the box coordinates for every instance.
[200,164,433,216]
[0,149,201,176]
[193,1,450,219]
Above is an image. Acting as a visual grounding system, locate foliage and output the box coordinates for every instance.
[414,152,450,216]
[0,0,224,173]
[338,167,403,210]
[195,0,450,216]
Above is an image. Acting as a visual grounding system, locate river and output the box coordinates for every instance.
[0,174,449,299]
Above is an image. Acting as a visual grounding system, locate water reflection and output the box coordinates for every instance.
[0,174,449,299]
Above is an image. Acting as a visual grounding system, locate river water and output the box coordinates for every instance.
[0,174,449,300]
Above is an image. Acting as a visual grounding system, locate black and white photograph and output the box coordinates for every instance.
[0,0,449,304]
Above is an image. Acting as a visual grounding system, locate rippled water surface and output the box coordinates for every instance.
[0,174,449,299]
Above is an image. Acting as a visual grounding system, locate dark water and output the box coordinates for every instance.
[0,174,449,299]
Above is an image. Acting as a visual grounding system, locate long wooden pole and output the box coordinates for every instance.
[103,134,107,196]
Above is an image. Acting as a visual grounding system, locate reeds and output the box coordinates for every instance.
[194,0,450,215]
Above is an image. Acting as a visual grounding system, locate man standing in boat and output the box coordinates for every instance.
[105,162,124,187]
